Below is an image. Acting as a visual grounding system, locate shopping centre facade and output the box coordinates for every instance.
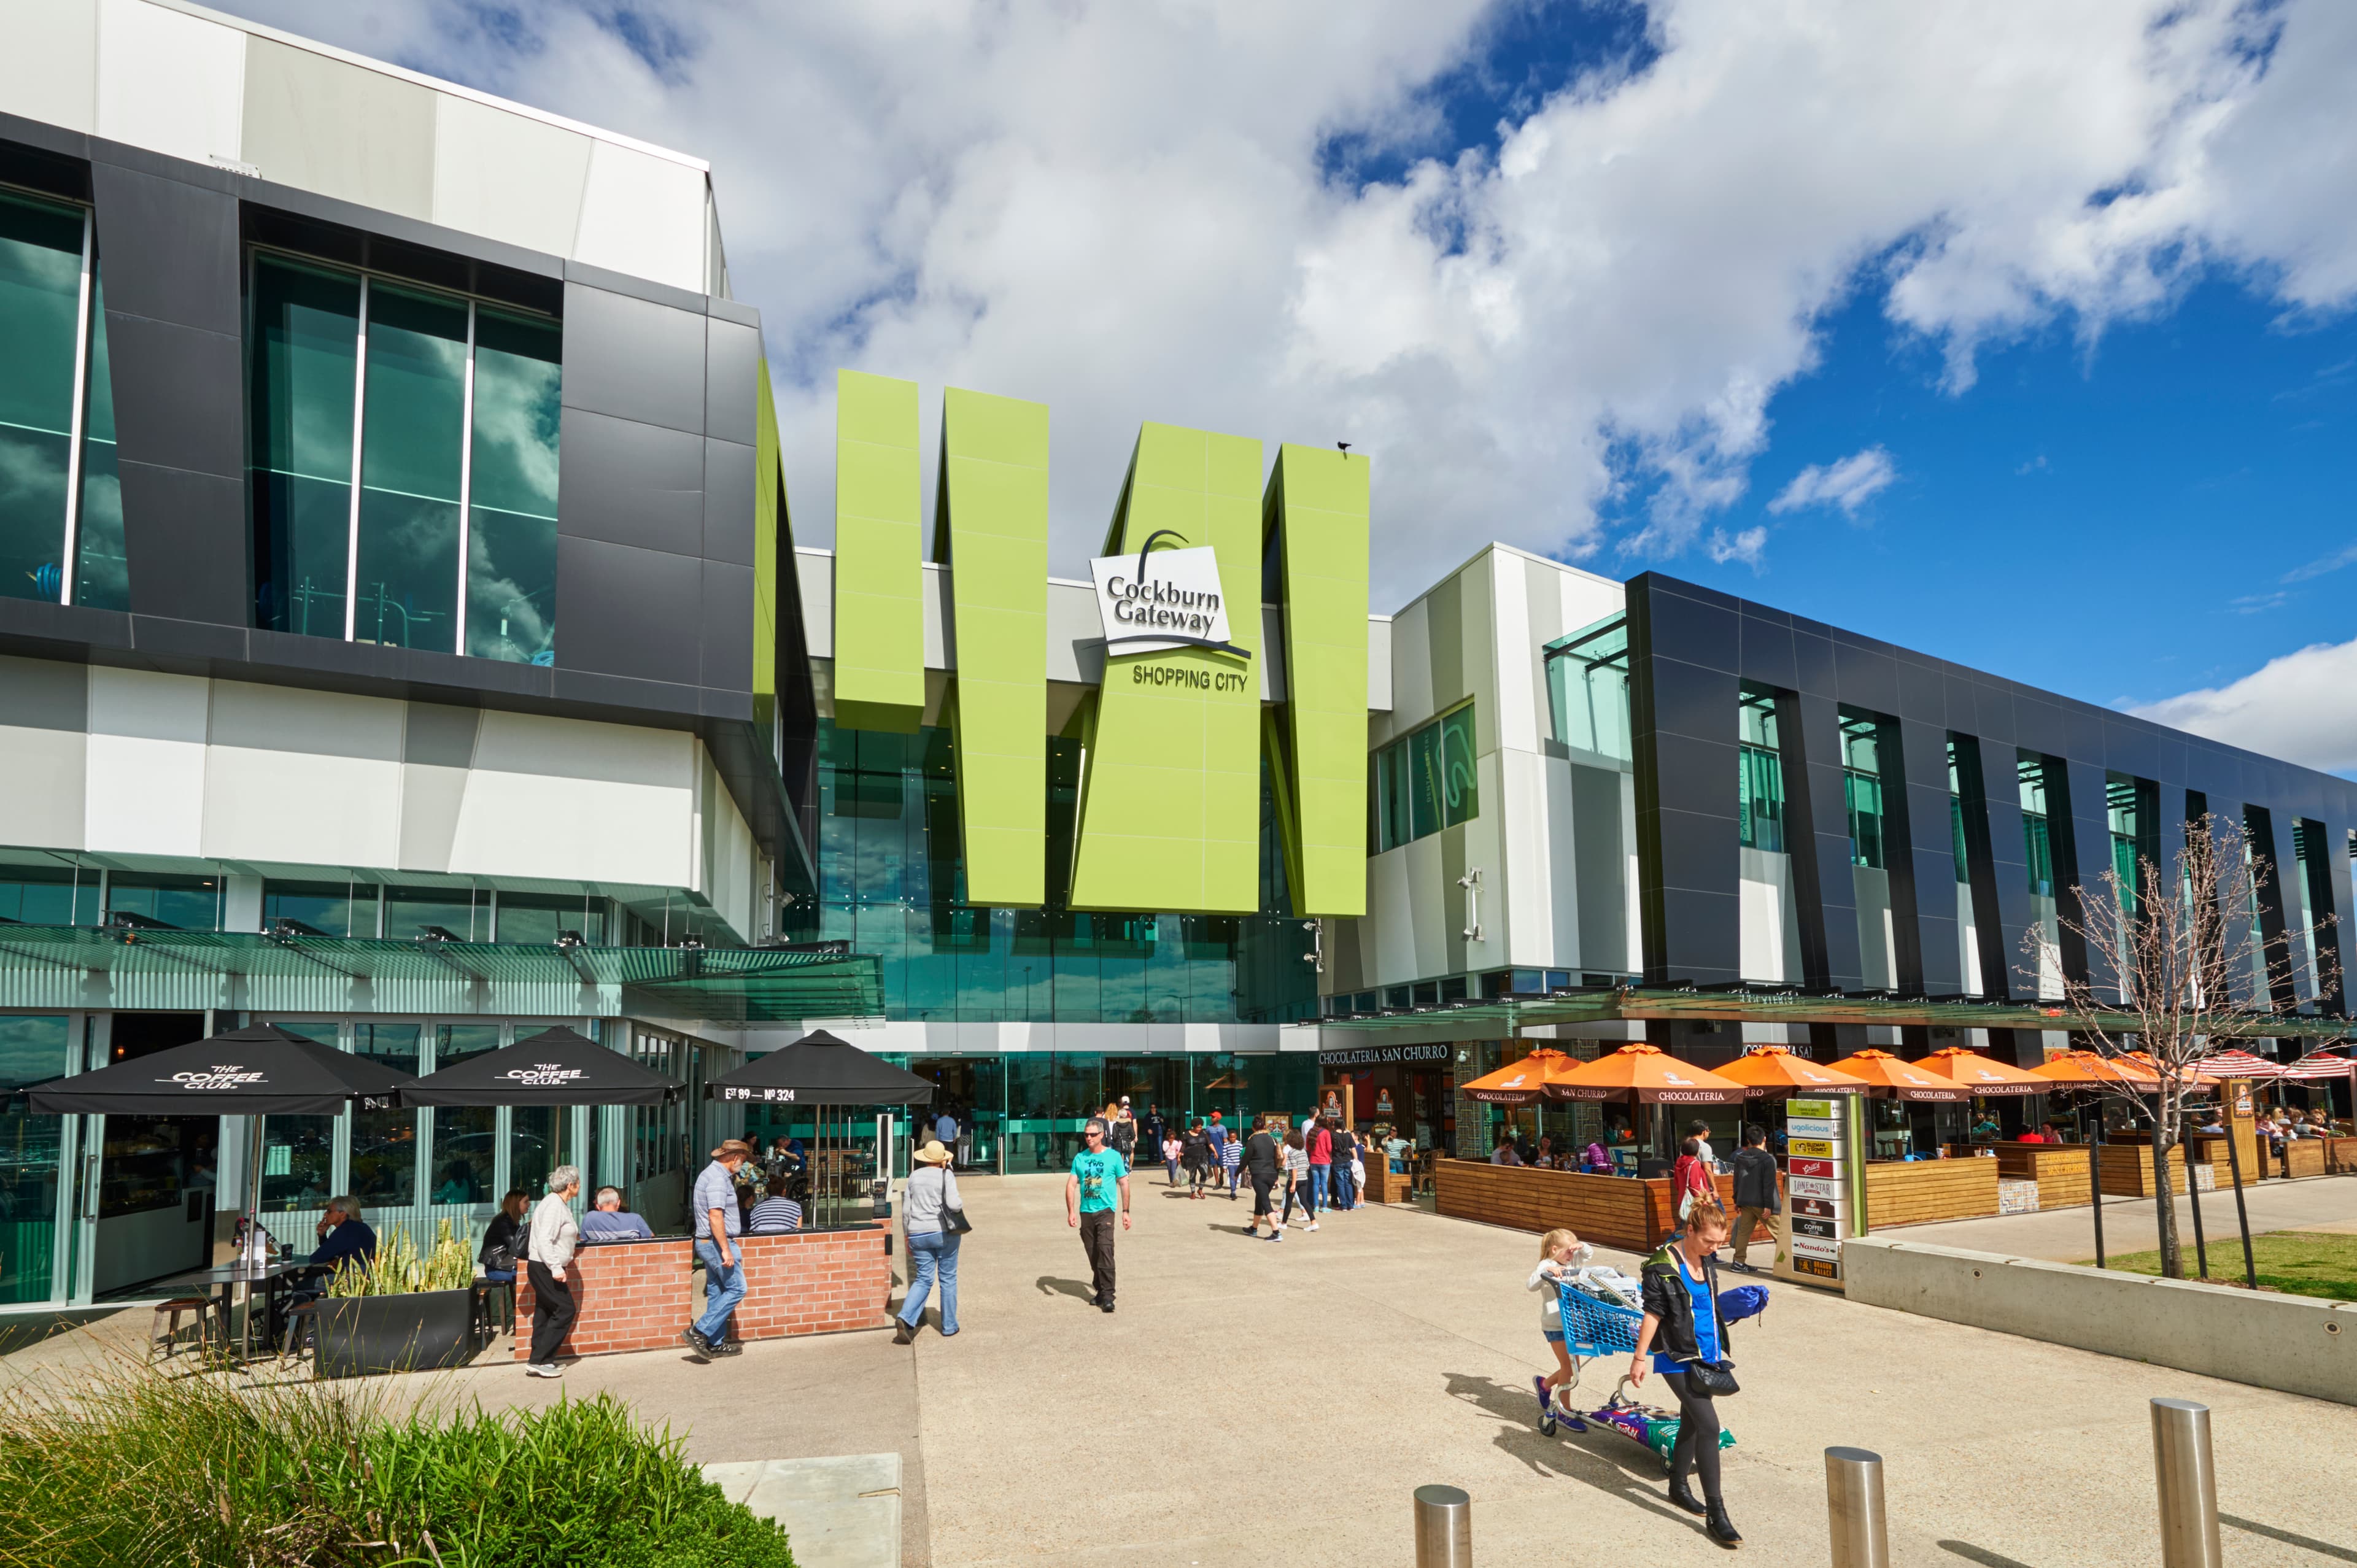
[4,2,2355,1307]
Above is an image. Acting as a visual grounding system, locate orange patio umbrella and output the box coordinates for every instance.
[2119,1051,2223,1088]
[1546,1044,1748,1105]
[1911,1046,2048,1097]
[1713,1044,1870,1099]
[1830,1048,1970,1102]
[2029,1049,2162,1087]
[1458,1048,1579,1106]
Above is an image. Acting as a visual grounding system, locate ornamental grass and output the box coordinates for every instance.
[0,1367,794,1568]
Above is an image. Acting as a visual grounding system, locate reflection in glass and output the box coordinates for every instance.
[72,270,125,610]
[384,884,485,941]
[0,1015,70,1303]
[263,879,380,938]
[0,870,99,925]
[0,192,83,604]
[430,1106,497,1205]
[354,285,466,652]
[260,1117,335,1211]
[467,310,560,665]
[495,893,603,945]
[106,875,222,931]
[349,1024,421,1208]
[250,258,360,638]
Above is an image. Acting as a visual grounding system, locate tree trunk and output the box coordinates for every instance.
[2151,1091,2181,1280]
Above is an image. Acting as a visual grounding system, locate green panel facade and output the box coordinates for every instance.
[831,369,926,732]
[1264,444,1369,916]
[1069,423,1264,914]
[938,386,1050,906]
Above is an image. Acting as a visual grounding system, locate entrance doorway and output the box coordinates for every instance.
[91,1012,215,1296]
[900,1057,1003,1172]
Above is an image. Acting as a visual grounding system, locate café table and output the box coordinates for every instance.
[150,1253,319,1364]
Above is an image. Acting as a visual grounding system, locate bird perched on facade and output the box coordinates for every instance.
[1336,441,1352,454]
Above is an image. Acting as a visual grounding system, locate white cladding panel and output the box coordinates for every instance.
[573,139,708,295]
[432,95,593,258]
[95,0,245,166]
[0,0,98,133]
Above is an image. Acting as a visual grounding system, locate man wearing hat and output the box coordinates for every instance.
[1064,1116,1131,1312]
[681,1138,754,1361]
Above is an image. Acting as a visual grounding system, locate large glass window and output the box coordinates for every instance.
[1841,712,1885,870]
[495,892,605,946]
[106,873,223,931]
[347,1023,420,1208]
[0,864,101,925]
[248,252,560,663]
[384,884,487,941]
[0,1015,71,1307]
[1737,686,1784,853]
[1368,701,1477,854]
[0,190,118,609]
[263,879,381,938]
[2020,756,2054,898]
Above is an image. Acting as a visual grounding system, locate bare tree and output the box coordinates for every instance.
[2021,812,2336,1280]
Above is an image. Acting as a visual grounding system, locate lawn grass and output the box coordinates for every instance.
[2090,1229,2357,1300]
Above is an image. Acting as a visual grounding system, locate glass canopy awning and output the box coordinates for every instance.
[1317,984,2357,1043]
[0,924,881,1024]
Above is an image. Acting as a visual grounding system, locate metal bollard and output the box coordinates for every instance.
[2151,1399,2223,1567]
[1412,1483,1472,1568]
[1825,1447,1891,1568]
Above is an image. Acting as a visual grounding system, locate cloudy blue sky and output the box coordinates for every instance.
[225,1,2357,769]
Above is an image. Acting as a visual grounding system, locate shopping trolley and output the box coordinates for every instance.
[1537,1281,1643,1437]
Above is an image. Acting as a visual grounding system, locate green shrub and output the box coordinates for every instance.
[0,1369,794,1568]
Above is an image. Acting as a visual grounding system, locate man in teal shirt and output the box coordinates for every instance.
[1065,1117,1131,1313]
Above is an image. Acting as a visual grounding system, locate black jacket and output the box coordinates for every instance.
[1731,1147,1781,1212]
[1640,1242,1727,1365]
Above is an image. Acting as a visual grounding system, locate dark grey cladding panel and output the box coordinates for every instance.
[104,316,242,478]
[555,407,705,553]
[0,653,89,730]
[114,465,247,624]
[403,703,481,768]
[127,612,248,662]
[551,666,705,720]
[0,595,130,654]
[1654,887,1741,984]
[1650,805,1740,894]
[700,559,754,691]
[1644,586,1739,673]
[1831,639,1899,716]
[2013,697,2064,757]
[1648,731,1740,819]
[88,162,242,336]
[2062,705,2105,765]
[561,283,708,436]
[708,295,761,329]
[562,256,710,317]
[1973,681,2015,744]
[1736,614,1797,690]
[553,535,702,687]
[1793,627,1835,697]
[1942,673,1979,731]
[703,438,756,567]
[704,317,761,447]
[1645,657,1740,743]
[699,684,755,722]
[2103,719,2161,781]
[1895,657,1945,724]
[2154,735,2188,787]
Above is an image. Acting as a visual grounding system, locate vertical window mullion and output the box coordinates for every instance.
[58,208,93,606]
[343,275,370,643]
[454,299,476,658]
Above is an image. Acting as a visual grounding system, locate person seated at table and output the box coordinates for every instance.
[2042,1120,2075,1144]
[2195,1108,2226,1135]
[1383,1132,1412,1173]
[480,1188,529,1281]
[1490,1132,1523,1167]
[433,1159,480,1205]
[767,1135,805,1176]
[1582,1139,1614,1174]
[1970,1112,2001,1142]
[581,1186,655,1242]
[1532,1135,1558,1169]
[748,1173,805,1235]
[295,1196,376,1297]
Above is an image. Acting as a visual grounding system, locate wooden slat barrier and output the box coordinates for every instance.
[1993,1143,2092,1208]
[2323,1136,2357,1175]
[1358,1157,1415,1205]
[2098,1141,2188,1197]
[1433,1159,1733,1251]
[2282,1140,2328,1180]
[1862,1159,2001,1227]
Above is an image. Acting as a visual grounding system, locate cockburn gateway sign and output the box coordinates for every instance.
[1091,531,1251,660]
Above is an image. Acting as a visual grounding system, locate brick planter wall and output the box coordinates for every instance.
[514,1224,892,1361]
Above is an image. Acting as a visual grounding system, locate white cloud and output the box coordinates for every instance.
[1706,525,1767,567]
[2132,640,2357,773]
[1767,446,1896,517]
[216,0,2357,606]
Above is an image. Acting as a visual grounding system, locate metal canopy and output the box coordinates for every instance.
[0,924,881,1023]
[1315,984,2357,1044]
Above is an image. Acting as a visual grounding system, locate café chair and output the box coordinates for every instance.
[278,1299,323,1369]
[150,1297,219,1362]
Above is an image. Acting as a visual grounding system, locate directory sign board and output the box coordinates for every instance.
[1775,1095,1866,1291]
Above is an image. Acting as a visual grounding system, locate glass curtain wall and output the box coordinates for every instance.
[1840,712,1886,869]
[0,1015,72,1306]
[0,188,122,609]
[248,252,560,664]
[1737,686,1784,852]
[1368,702,1479,853]
[814,720,1315,1023]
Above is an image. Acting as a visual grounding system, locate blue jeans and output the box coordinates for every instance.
[694,1238,746,1345]
[1309,1165,1329,1210]
[900,1229,961,1333]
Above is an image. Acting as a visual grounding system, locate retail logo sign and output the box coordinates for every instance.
[1317,1043,1451,1068]
[1091,532,1250,662]
[720,1086,796,1102]
[500,1064,587,1087]
[166,1065,266,1091]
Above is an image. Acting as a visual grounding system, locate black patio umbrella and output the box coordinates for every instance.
[399,1025,681,1106]
[23,1024,419,1261]
[704,1029,936,1107]
[706,1030,934,1228]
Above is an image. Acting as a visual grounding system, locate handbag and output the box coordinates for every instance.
[942,1206,973,1235]
[1684,1256,1740,1397]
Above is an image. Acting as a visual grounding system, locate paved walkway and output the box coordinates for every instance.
[10,1173,2357,1565]
[1902,1173,2357,1262]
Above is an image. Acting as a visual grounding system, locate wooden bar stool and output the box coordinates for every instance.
[150,1297,217,1361]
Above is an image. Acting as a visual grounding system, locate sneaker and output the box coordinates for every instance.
[1268,1229,1283,1242]
[1303,1222,1320,1232]
[713,1338,743,1356]
[676,1328,712,1363]
[892,1319,916,1346]
[1099,1300,1115,1313]
[1533,1374,1552,1407]
[525,1361,563,1378]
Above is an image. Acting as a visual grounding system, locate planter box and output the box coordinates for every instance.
[313,1288,479,1379]
[1863,1159,2001,1227]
